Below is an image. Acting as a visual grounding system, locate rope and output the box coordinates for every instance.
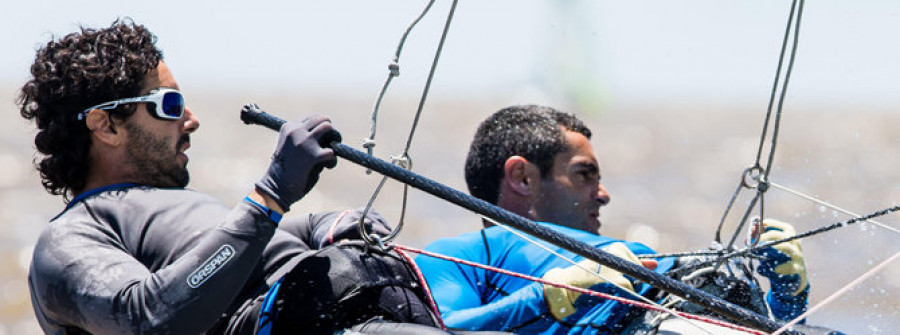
[639,250,766,260]
[771,251,900,335]
[393,247,448,331]
[358,0,460,245]
[668,181,899,261]
[768,181,900,235]
[672,205,900,276]
[395,244,767,335]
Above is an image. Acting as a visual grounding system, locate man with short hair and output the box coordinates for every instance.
[20,20,443,334]
[415,105,810,333]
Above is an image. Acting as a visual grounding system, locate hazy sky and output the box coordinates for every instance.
[2,0,899,108]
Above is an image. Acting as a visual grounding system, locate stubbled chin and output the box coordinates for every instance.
[177,152,189,166]
[589,218,601,234]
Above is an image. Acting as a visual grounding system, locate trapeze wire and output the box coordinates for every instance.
[358,0,459,245]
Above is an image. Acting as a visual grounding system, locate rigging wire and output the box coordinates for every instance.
[358,0,460,245]
[669,205,900,276]
[364,0,437,160]
[770,251,900,335]
[768,181,900,235]
[715,0,805,251]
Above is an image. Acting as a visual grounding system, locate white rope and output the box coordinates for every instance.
[770,251,900,335]
[769,181,900,235]
[481,216,718,335]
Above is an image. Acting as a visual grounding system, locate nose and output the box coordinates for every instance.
[596,183,611,206]
[182,106,200,133]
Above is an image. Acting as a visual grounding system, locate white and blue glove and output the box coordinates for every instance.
[752,219,809,320]
[542,243,656,320]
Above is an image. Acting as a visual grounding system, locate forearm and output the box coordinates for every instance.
[119,202,276,333]
[40,202,278,334]
[442,282,546,331]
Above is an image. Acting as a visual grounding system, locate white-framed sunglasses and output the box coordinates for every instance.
[78,88,185,121]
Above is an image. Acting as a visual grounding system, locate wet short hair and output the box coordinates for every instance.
[464,105,592,204]
[17,18,163,198]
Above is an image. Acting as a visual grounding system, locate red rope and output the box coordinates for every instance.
[394,244,767,335]
[394,247,448,330]
[325,210,353,246]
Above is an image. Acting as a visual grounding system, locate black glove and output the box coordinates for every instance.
[256,114,341,211]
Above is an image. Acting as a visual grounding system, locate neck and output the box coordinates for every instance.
[78,148,136,197]
[495,193,537,224]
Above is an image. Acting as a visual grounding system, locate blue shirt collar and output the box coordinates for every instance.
[67,183,141,210]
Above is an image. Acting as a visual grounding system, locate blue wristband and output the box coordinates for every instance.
[244,196,283,224]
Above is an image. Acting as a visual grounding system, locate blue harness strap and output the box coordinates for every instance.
[256,277,285,335]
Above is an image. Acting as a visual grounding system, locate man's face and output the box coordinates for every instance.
[121,62,199,188]
[531,130,611,234]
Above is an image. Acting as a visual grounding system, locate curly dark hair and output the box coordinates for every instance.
[464,105,592,204]
[17,18,163,199]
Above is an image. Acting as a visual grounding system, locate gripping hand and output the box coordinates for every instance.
[256,114,341,211]
[542,243,645,320]
[752,219,808,297]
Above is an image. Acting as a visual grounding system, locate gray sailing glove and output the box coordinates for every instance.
[256,114,341,211]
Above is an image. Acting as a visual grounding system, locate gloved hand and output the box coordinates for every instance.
[256,114,341,211]
[752,219,808,298]
[542,242,648,320]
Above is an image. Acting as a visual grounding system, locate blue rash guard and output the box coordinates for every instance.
[415,222,676,334]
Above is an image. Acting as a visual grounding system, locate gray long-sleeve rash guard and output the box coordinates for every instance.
[28,185,331,334]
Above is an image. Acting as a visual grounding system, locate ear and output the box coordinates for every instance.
[502,156,539,196]
[84,109,125,147]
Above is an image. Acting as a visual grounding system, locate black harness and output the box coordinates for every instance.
[261,241,441,334]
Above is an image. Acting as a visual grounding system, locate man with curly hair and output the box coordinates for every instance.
[19,19,453,334]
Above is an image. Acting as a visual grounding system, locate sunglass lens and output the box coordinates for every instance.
[162,92,185,118]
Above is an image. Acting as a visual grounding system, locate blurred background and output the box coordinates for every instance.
[1,1,898,333]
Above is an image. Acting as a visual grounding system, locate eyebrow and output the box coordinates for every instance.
[573,162,600,175]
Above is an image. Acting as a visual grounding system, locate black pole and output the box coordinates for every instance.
[240,105,792,334]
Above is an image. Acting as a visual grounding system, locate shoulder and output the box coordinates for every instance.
[423,230,486,255]
[40,205,121,251]
[122,186,224,206]
[61,186,224,215]
[540,222,659,254]
[417,229,495,271]
[74,186,227,221]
